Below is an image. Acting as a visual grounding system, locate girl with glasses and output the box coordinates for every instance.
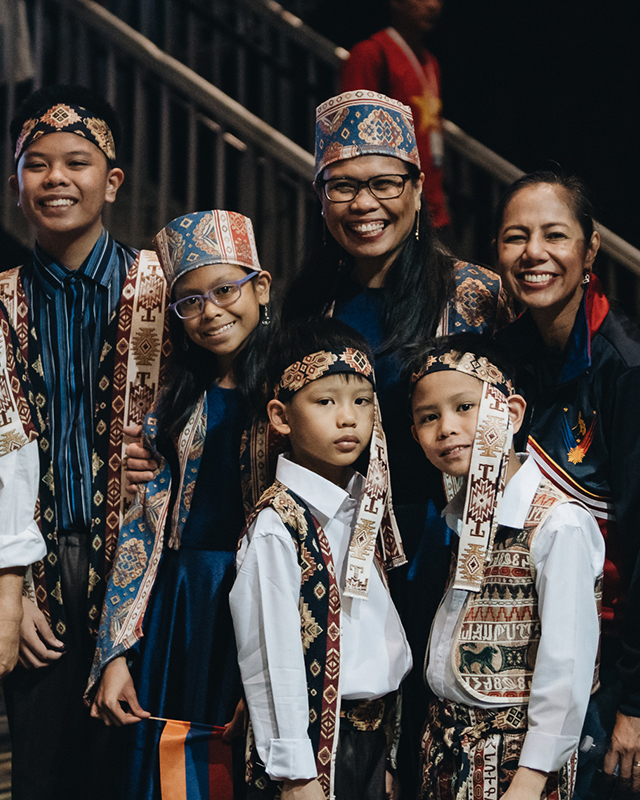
[87,210,274,799]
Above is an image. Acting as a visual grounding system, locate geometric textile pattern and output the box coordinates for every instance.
[15,102,116,162]
[419,697,576,800]
[241,482,341,797]
[315,90,420,177]
[153,210,260,290]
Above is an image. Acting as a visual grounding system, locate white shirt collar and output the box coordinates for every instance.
[443,454,542,535]
[275,453,364,527]
[496,454,542,528]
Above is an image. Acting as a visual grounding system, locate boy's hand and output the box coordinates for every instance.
[385,769,399,800]
[123,423,158,496]
[222,698,245,741]
[91,656,150,726]
[281,778,325,800]
[604,711,640,793]
[501,766,547,800]
[18,596,65,668]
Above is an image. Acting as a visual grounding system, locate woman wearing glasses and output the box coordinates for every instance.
[88,210,273,799]
[282,90,510,794]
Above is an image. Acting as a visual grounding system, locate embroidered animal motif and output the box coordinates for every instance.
[459,644,497,674]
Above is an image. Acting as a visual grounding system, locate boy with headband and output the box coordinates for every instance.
[409,334,604,799]
[2,84,169,800]
[230,318,412,800]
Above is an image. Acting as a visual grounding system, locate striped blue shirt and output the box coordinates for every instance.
[23,229,137,534]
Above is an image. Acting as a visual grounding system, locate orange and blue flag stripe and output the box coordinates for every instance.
[158,719,233,800]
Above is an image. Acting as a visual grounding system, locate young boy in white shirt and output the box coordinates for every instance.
[230,318,412,800]
[409,334,604,800]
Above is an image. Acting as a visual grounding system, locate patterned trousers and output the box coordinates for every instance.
[419,697,577,799]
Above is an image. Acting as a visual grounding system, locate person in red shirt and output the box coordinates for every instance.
[341,0,450,230]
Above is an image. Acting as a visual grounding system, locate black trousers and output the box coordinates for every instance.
[245,724,387,800]
[334,724,387,800]
[4,533,127,800]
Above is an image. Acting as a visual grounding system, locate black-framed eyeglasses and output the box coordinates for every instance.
[320,173,412,203]
[169,270,259,319]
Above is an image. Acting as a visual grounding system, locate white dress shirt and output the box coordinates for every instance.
[427,455,604,773]
[230,455,412,781]
[0,440,45,568]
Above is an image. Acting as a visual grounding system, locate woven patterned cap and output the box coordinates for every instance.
[153,210,261,290]
[315,90,421,178]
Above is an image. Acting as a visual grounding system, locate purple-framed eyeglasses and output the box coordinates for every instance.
[169,271,259,319]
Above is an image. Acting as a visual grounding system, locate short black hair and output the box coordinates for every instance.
[268,317,374,395]
[406,332,516,399]
[10,84,121,164]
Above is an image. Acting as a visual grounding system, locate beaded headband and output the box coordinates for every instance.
[315,90,421,179]
[275,347,405,598]
[154,210,261,291]
[14,103,116,164]
[411,347,514,592]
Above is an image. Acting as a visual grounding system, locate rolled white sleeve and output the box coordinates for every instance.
[230,508,317,781]
[519,503,605,773]
[0,441,44,568]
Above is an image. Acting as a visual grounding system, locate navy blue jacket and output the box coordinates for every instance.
[498,277,640,715]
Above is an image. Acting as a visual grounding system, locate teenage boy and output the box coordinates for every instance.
[409,334,604,800]
[2,84,168,800]
[230,318,412,800]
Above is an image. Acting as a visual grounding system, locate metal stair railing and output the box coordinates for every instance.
[5,0,318,286]
[91,0,640,319]
[8,0,640,318]
[443,120,640,320]
[101,0,348,153]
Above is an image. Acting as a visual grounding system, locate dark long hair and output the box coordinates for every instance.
[282,180,455,357]
[156,294,275,441]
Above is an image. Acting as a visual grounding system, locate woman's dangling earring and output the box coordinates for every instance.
[581,271,591,286]
[414,210,420,241]
[323,219,327,247]
[182,332,190,351]
[261,303,271,326]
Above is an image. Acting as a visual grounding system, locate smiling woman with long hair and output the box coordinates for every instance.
[282,90,510,793]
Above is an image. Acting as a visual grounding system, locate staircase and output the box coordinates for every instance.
[4,0,640,316]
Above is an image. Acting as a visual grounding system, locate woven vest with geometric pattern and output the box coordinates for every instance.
[242,481,342,800]
[452,477,602,703]
[0,252,170,639]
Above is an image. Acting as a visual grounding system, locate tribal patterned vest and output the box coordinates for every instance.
[0,251,170,639]
[452,477,602,703]
[243,481,342,800]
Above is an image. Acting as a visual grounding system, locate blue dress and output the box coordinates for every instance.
[124,385,246,799]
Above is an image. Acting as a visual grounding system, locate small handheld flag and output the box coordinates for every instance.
[157,717,233,800]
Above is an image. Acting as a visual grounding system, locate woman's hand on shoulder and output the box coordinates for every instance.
[501,766,547,800]
[281,778,325,800]
[91,655,150,726]
[123,424,159,496]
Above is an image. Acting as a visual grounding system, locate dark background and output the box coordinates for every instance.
[306,0,640,249]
